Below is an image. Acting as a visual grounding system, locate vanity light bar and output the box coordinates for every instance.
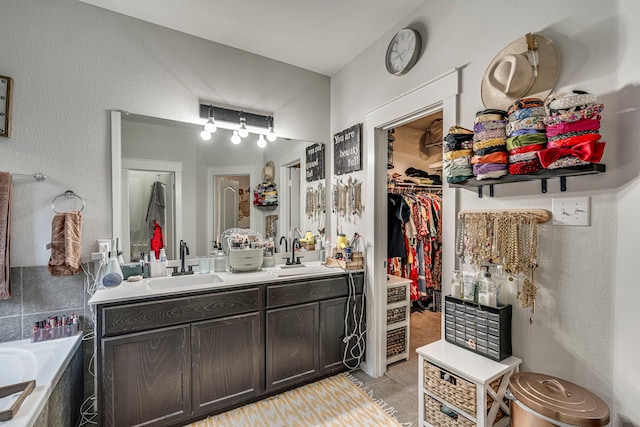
[198,104,274,131]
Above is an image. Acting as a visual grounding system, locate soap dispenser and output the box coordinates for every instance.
[213,243,226,272]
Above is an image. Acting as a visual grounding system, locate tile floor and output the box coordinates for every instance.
[351,308,441,426]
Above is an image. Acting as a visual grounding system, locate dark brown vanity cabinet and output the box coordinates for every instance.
[320,295,364,372]
[266,302,319,391]
[97,287,262,427]
[103,325,191,427]
[191,312,262,415]
[95,274,363,426]
[265,274,364,392]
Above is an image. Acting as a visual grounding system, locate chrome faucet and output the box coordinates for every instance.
[173,240,193,276]
[293,228,304,239]
[287,238,301,265]
[279,235,288,253]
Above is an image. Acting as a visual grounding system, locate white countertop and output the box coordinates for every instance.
[88,261,353,305]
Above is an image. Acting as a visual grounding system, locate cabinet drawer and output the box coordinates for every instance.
[387,305,408,325]
[102,287,260,336]
[387,284,407,304]
[424,393,475,427]
[423,360,476,416]
[386,326,407,359]
[268,276,360,308]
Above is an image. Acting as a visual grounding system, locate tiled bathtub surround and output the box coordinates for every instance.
[0,266,92,343]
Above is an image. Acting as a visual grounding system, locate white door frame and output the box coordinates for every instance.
[362,68,460,378]
[277,147,306,244]
[120,158,183,263]
[207,164,257,247]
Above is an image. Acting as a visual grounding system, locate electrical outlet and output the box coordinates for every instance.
[552,197,590,226]
[97,239,111,255]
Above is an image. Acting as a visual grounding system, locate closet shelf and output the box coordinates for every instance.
[449,163,605,198]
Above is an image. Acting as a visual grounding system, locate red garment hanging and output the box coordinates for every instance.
[150,220,164,260]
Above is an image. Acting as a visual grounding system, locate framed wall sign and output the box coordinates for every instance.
[305,143,325,182]
[0,76,12,137]
[334,123,362,175]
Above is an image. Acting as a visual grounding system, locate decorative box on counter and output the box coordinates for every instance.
[325,250,363,270]
[444,295,512,361]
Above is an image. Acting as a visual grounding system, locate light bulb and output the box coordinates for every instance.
[266,126,277,142]
[231,130,241,145]
[238,117,249,138]
[204,118,217,133]
[257,134,267,148]
[200,130,212,141]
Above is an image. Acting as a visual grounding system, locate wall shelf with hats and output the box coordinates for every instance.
[449,163,605,198]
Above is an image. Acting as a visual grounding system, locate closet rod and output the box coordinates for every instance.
[457,209,551,223]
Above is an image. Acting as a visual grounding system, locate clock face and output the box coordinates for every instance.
[385,29,422,76]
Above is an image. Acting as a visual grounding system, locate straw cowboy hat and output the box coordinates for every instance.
[261,160,275,183]
[481,33,559,111]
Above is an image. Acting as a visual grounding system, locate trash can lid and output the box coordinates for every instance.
[509,372,610,426]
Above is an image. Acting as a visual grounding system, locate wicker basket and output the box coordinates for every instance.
[386,327,406,358]
[387,285,406,304]
[387,306,407,325]
[424,393,476,427]
[423,360,476,416]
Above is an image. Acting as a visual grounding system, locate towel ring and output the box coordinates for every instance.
[51,190,85,214]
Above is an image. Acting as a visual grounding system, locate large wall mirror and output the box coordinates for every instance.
[111,111,327,263]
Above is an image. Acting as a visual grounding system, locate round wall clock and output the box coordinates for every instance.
[385,28,422,76]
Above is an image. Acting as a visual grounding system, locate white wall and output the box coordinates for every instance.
[332,0,638,424]
[0,0,329,266]
[614,0,640,423]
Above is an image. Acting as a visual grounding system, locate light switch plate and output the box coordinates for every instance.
[552,196,590,226]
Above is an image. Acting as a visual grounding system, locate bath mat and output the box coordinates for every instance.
[186,372,411,427]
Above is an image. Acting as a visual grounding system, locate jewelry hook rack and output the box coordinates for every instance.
[457,208,551,223]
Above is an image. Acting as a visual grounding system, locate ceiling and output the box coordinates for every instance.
[78,0,426,76]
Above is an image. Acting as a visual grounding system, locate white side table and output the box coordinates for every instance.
[417,340,522,427]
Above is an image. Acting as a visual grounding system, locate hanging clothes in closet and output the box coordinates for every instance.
[387,189,442,302]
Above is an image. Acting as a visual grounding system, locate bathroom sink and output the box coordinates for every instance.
[147,273,223,290]
[267,264,335,277]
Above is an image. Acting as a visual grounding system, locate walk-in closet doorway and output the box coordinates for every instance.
[385,111,444,370]
[363,68,460,378]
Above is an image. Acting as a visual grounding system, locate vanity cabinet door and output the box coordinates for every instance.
[191,312,262,415]
[319,295,365,373]
[266,302,319,391]
[102,325,190,427]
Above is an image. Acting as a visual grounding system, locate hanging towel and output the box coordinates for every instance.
[0,172,11,299]
[47,210,82,276]
[146,181,165,239]
[150,220,164,260]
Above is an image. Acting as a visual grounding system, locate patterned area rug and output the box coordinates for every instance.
[186,372,410,427]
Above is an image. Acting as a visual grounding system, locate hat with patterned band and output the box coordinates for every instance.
[481,33,559,111]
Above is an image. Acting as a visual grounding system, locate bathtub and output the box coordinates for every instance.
[0,334,82,427]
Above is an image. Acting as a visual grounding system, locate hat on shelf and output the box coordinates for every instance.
[481,33,559,111]
[261,160,275,183]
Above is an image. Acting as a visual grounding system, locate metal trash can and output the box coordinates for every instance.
[507,372,610,427]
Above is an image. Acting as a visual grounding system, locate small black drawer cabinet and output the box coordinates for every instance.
[444,296,512,361]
